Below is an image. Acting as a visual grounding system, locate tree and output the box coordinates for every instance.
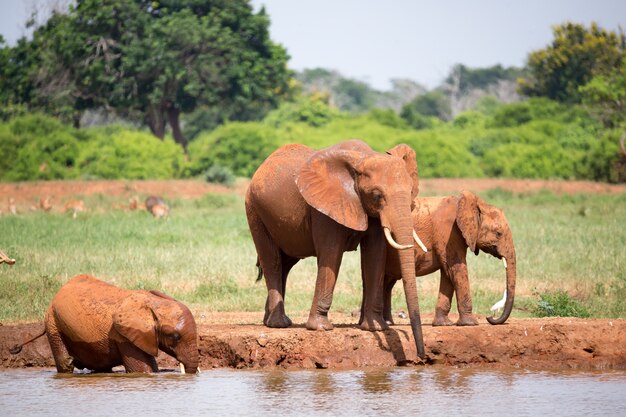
[519,22,626,103]
[400,91,451,129]
[580,57,626,128]
[6,0,292,151]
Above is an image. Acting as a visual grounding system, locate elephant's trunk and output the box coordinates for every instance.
[382,201,425,359]
[487,251,516,325]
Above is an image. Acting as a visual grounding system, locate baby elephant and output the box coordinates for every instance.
[11,275,199,374]
[383,191,516,326]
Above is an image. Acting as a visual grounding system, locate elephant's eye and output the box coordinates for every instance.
[496,230,503,239]
[172,332,181,342]
[371,190,383,202]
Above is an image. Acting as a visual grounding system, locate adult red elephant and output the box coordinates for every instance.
[246,140,428,358]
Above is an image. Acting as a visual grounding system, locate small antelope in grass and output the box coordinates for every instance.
[145,196,169,219]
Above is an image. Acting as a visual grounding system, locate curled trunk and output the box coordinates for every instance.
[487,255,516,325]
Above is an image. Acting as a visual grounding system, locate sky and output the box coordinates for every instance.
[1,0,624,90]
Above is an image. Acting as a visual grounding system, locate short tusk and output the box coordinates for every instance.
[384,227,413,250]
[502,257,507,269]
[413,231,428,253]
[179,363,185,374]
[196,367,201,375]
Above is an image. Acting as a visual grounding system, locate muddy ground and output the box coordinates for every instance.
[2,314,625,370]
[1,178,625,371]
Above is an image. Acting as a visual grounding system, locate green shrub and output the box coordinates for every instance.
[204,165,235,186]
[367,108,409,129]
[490,102,533,127]
[399,130,484,178]
[188,122,279,177]
[78,128,187,179]
[532,290,590,318]
[482,142,578,178]
[1,114,82,180]
[264,96,342,128]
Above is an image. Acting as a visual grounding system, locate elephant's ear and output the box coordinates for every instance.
[456,190,480,254]
[149,289,176,301]
[112,295,159,357]
[296,146,368,231]
[386,144,419,200]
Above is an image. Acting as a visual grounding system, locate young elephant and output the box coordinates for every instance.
[383,191,516,326]
[11,275,199,373]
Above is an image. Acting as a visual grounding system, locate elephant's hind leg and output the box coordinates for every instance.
[247,207,292,328]
[432,269,455,326]
[45,312,74,373]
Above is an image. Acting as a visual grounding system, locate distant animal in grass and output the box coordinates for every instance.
[145,196,169,219]
[8,198,17,215]
[39,196,53,212]
[0,249,16,265]
[64,199,86,218]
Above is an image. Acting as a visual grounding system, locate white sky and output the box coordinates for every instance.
[1,0,624,90]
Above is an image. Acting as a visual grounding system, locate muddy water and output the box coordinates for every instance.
[1,368,625,416]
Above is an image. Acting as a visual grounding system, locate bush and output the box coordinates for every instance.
[399,130,484,178]
[1,114,82,180]
[482,142,578,178]
[188,122,279,177]
[532,290,590,318]
[78,128,187,179]
[204,165,235,186]
[264,96,342,128]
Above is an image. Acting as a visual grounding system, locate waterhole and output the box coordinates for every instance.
[1,367,624,416]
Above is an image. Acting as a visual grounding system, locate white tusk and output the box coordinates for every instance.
[502,257,507,269]
[179,363,185,374]
[384,227,413,250]
[413,231,428,253]
[196,367,201,375]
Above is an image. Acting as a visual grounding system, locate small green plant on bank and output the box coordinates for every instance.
[532,290,590,318]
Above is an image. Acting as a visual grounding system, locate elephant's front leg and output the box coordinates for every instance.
[118,342,158,373]
[448,261,478,326]
[359,226,389,331]
[307,214,347,331]
[45,316,75,373]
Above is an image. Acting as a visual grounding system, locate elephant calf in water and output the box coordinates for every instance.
[382,191,516,326]
[11,274,199,373]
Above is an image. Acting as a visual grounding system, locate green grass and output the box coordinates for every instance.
[1,188,624,323]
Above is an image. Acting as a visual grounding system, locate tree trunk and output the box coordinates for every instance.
[166,105,187,153]
[147,104,166,140]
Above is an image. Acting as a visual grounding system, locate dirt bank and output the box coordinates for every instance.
[2,315,625,371]
[2,178,625,208]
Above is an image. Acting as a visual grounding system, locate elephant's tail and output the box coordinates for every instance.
[255,257,263,282]
[9,327,46,354]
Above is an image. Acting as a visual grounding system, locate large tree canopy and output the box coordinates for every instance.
[519,22,626,103]
[0,0,292,150]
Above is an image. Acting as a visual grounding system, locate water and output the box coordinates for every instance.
[1,367,625,416]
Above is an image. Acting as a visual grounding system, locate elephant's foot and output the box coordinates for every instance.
[432,315,455,326]
[306,314,333,331]
[359,313,390,331]
[264,309,292,328]
[456,315,479,326]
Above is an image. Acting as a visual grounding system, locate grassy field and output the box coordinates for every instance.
[0,186,624,323]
